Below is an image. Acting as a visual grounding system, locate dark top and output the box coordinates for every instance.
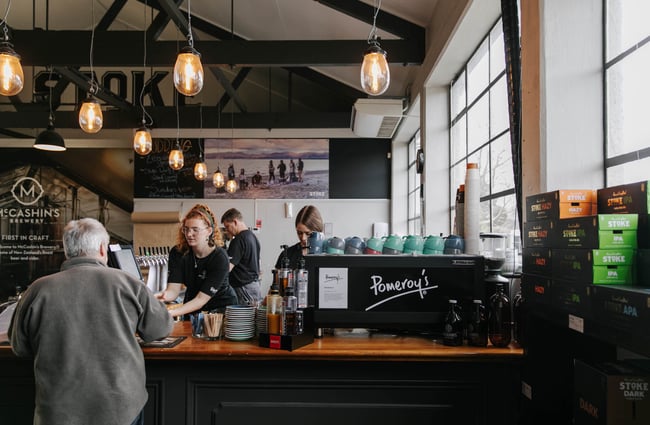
[227,229,261,287]
[170,248,237,311]
[10,257,173,425]
[274,242,304,270]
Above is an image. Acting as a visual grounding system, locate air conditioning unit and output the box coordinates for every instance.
[350,98,404,138]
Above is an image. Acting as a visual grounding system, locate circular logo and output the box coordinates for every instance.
[11,177,45,206]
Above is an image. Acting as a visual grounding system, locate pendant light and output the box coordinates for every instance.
[225,178,237,194]
[134,0,153,156]
[34,67,65,151]
[212,105,224,189]
[173,0,203,97]
[212,166,225,188]
[0,1,23,97]
[225,110,237,193]
[168,141,184,170]
[169,90,184,170]
[194,103,208,180]
[79,0,103,133]
[360,0,390,96]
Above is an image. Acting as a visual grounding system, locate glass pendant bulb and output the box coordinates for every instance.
[213,168,225,188]
[173,46,204,97]
[133,127,152,156]
[0,42,23,96]
[226,178,238,193]
[79,97,103,133]
[360,42,390,96]
[194,160,208,181]
[168,143,184,170]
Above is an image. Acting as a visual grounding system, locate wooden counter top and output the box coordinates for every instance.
[141,322,523,362]
[1,322,523,362]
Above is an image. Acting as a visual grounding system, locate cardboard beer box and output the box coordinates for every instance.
[597,214,639,249]
[638,214,650,249]
[592,248,636,285]
[552,278,592,319]
[597,180,649,215]
[592,249,636,267]
[555,216,598,249]
[522,247,552,277]
[637,249,650,287]
[523,219,556,248]
[574,358,650,425]
[526,190,597,222]
[521,273,552,306]
[552,249,593,282]
[590,285,650,335]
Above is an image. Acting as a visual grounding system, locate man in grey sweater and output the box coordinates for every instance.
[10,218,173,425]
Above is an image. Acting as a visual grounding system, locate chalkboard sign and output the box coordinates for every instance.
[134,138,204,198]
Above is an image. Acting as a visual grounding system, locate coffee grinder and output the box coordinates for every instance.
[479,233,508,299]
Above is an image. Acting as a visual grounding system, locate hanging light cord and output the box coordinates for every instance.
[367,0,381,45]
[186,0,194,47]
[0,0,11,42]
[175,90,180,146]
[198,102,204,161]
[88,0,98,95]
[138,0,153,127]
[47,65,54,125]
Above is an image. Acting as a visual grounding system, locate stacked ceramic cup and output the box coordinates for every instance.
[423,235,445,255]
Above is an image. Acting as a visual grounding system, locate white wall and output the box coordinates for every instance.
[134,198,390,294]
[538,0,605,191]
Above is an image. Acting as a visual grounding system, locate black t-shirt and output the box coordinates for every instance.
[227,229,261,287]
[170,247,237,311]
[274,242,304,270]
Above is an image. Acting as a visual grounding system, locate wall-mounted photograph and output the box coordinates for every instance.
[204,138,330,199]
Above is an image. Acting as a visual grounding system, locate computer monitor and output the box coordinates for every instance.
[107,244,143,281]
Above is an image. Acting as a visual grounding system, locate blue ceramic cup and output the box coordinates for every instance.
[308,232,325,254]
[443,235,465,255]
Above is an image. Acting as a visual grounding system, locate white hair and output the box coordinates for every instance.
[63,218,109,259]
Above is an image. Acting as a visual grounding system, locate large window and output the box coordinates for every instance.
[407,131,421,235]
[605,0,650,185]
[449,18,518,241]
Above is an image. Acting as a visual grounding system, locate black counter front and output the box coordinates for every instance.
[1,322,523,425]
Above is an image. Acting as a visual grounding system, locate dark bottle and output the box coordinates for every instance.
[442,299,464,346]
[513,289,525,347]
[488,283,512,347]
[278,245,291,296]
[467,299,488,347]
[282,286,298,335]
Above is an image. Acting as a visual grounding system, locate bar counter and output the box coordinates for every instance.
[142,321,523,361]
[1,322,524,425]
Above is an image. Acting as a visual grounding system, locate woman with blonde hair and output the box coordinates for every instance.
[158,204,237,317]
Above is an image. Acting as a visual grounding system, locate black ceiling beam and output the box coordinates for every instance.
[217,67,252,113]
[138,0,235,40]
[155,0,191,36]
[0,109,350,130]
[147,0,183,40]
[13,30,424,67]
[316,0,425,42]
[210,67,249,113]
[286,67,365,99]
[97,0,129,31]
[53,66,136,113]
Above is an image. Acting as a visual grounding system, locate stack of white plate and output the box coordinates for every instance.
[255,306,267,335]
[224,305,256,341]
